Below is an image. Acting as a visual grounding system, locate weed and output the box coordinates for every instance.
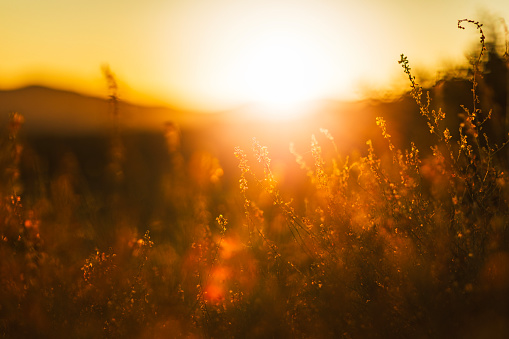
[1,17,509,339]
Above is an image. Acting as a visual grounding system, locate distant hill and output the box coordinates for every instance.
[0,85,194,135]
[0,85,386,140]
[0,84,423,150]
[3,79,503,155]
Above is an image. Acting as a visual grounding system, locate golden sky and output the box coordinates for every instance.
[1,0,508,111]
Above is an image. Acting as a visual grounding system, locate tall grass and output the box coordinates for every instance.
[1,19,509,338]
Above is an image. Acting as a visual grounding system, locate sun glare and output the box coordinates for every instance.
[236,31,331,119]
[152,1,369,112]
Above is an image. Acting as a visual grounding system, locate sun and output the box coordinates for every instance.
[236,31,331,117]
[156,1,364,113]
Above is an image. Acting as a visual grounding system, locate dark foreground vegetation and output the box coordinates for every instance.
[1,20,509,338]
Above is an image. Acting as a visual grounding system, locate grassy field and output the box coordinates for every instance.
[1,20,509,338]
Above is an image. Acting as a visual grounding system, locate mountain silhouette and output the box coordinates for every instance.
[0,85,186,135]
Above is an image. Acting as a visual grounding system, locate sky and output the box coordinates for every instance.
[1,0,509,112]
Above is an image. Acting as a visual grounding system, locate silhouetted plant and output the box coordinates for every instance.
[1,17,509,339]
